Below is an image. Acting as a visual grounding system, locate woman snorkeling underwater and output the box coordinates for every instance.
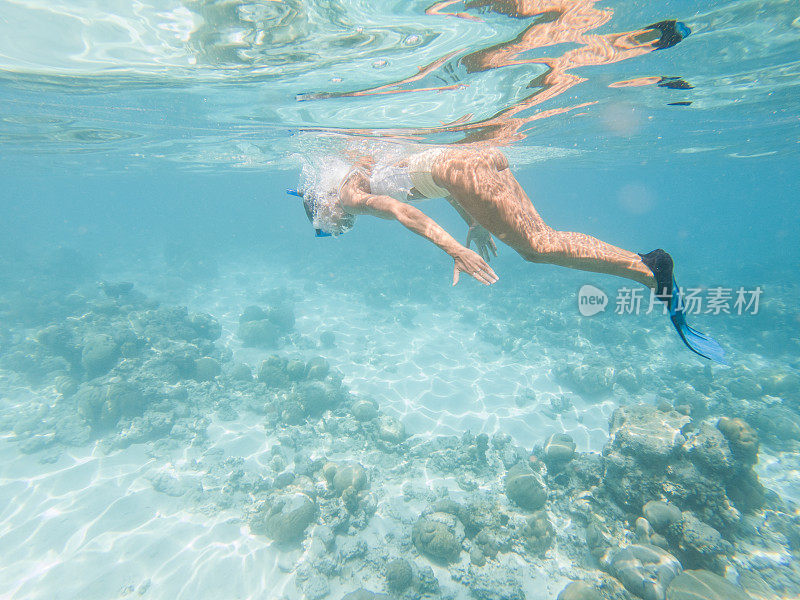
[289,146,726,364]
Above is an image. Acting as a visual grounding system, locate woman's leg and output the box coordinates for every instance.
[431,148,656,288]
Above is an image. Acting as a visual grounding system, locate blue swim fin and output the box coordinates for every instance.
[669,277,728,365]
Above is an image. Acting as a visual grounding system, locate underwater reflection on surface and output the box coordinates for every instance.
[306,0,690,144]
[0,0,798,170]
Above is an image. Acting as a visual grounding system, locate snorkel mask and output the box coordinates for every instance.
[287,189,332,237]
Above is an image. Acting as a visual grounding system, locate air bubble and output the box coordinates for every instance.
[403,34,422,46]
[372,59,388,69]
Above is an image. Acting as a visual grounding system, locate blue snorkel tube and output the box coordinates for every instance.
[287,189,332,237]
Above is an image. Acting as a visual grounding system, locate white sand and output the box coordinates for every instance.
[5,262,788,600]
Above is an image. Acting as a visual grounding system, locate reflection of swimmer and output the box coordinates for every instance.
[290,147,726,363]
[457,15,693,135]
[657,76,693,90]
[308,0,693,145]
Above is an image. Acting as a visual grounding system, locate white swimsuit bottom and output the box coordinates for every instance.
[369,148,449,201]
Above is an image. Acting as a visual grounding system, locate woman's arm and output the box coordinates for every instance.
[346,191,498,286]
[445,196,498,262]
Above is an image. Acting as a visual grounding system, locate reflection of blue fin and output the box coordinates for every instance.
[669,277,728,365]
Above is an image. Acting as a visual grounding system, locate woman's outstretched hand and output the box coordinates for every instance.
[466,225,498,262]
[452,248,499,286]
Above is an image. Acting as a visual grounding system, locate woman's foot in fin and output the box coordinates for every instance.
[670,280,728,365]
[639,248,674,302]
[639,251,728,365]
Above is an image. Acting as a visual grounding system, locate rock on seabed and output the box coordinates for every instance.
[666,569,752,600]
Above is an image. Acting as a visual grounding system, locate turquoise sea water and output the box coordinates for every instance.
[1,1,799,599]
